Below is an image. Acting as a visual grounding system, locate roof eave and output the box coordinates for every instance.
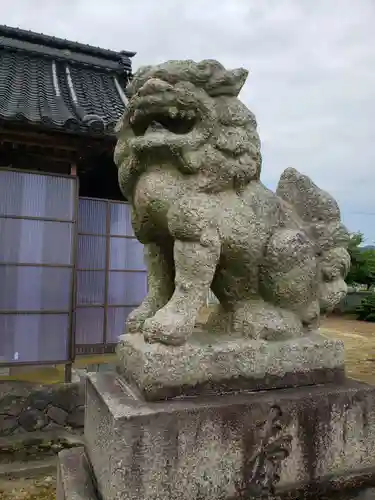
[120,49,136,58]
[0,24,136,62]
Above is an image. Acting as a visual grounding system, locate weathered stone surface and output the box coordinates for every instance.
[114,59,350,347]
[48,384,84,413]
[84,372,375,500]
[0,415,18,435]
[57,447,98,500]
[117,331,345,400]
[18,409,48,431]
[57,446,375,499]
[0,395,26,416]
[66,406,85,428]
[69,57,363,500]
[0,381,84,437]
[47,406,69,426]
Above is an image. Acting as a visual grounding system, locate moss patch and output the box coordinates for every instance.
[0,436,82,464]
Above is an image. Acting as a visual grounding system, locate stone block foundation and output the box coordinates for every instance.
[56,372,375,500]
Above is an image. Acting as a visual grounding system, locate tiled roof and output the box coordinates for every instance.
[0,25,135,136]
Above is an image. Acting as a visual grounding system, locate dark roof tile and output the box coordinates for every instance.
[0,25,134,136]
[0,24,135,61]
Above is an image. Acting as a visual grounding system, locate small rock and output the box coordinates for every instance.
[25,389,53,411]
[50,383,83,412]
[0,414,18,435]
[66,405,85,428]
[46,405,68,425]
[42,421,61,432]
[0,395,26,416]
[33,398,51,411]
[18,409,48,431]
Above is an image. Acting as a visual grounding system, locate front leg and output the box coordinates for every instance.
[126,241,174,333]
[143,231,220,346]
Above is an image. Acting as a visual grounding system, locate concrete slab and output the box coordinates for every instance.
[57,447,98,500]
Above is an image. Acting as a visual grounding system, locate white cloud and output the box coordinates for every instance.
[2,0,375,241]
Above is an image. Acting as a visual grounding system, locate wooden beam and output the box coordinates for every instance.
[28,152,73,164]
[0,125,115,152]
[1,134,77,151]
[0,142,77,163]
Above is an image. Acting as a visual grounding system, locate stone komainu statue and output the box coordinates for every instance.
[114,59,350,346]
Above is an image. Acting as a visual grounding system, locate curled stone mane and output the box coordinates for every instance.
[115,59,263,197]
[126,59,249,98]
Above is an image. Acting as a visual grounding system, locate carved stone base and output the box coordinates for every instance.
[76,372,375,500]
[116,331,345,401]
[56,445,375,500]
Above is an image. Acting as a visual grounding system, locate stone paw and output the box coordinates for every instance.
[142,311,192,346]
[125,305,156,334]
[233,299,303,341]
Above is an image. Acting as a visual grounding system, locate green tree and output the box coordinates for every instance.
[346,232,375,289]
[357,294,375,322]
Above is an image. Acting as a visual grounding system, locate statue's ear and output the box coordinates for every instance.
[126,65,153,98]
[231,68,249,96]
[208,67,249,97]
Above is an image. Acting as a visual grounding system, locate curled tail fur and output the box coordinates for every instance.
[277,167,351,314]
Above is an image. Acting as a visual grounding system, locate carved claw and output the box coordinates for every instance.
[125,305,156,334]
[142,311,192,347]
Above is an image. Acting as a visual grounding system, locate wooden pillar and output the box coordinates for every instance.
[67,161,78,383]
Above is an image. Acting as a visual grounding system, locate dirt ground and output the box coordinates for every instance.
[321,315,375,385]
[0,476,55,500]
[1,315,375,499]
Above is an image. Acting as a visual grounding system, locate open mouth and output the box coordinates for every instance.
[129,108,197,137]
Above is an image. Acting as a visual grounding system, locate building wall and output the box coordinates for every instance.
[0,170,147,367]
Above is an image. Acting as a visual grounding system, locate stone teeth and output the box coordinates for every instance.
[149,122,164,132]
[168,107,179,118]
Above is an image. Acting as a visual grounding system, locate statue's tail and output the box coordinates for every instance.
[276,167,351,314]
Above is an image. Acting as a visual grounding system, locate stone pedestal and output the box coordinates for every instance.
[116,331,345,400]
[57,333,375,500]
[57,373,375,500]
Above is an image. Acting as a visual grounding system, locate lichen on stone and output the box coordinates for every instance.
[114,58,350,347]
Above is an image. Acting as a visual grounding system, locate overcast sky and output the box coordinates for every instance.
[3,0,375,243]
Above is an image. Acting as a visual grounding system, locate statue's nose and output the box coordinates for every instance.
[137,78,173,97]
